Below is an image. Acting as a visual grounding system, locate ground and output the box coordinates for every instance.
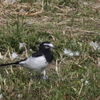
[0,0,100,99]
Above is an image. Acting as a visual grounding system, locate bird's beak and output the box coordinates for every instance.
[52,46,55,49]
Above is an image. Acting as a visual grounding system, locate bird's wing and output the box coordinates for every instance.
[31,50,43,57]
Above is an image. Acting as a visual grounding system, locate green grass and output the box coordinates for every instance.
[0,0,100,99]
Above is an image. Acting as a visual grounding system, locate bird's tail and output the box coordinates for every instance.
[0,61,19,67]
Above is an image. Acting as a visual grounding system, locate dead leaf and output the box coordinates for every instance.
[98,58,100,67]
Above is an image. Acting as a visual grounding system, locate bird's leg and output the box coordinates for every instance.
[41,70,48,80]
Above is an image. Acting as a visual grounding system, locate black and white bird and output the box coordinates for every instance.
[0,42,54,79]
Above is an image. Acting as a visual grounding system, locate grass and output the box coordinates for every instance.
[0,0,100,99]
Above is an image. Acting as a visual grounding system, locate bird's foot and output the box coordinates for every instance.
[42,75,48,80]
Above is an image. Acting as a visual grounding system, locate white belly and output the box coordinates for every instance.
[19,55,49,72]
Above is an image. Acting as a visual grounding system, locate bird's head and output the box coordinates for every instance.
[39,41,54,50]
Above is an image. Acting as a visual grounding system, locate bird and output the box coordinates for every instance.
[0,41,54,79]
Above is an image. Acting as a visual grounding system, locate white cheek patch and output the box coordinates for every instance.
[44,43,54,48]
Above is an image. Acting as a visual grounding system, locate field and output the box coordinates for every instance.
[0,0,100,99]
